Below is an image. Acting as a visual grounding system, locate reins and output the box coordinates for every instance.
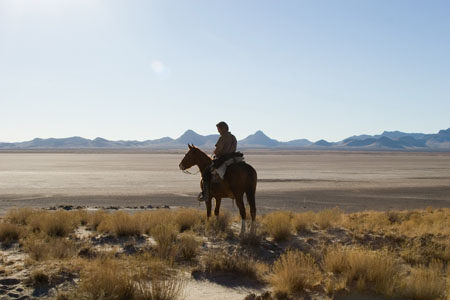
[182,169,200,175]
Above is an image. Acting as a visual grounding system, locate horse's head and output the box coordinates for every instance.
[179,144,201,171]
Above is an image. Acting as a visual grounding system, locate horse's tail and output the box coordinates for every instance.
[245,163,257,190]
[244,163,257,221]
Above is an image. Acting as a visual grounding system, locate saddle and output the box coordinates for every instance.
[212,152,244,169]
[212,152,245,181]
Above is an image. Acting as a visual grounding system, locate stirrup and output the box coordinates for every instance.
[197,192,207,202]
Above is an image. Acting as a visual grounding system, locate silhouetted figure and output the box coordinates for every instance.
[198,121,237,201]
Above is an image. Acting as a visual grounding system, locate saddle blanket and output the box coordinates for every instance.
[214,157,245,179]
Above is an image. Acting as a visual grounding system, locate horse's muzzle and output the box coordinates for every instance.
[179,163,185,170]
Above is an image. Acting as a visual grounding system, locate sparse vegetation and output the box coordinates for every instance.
[0,207,448,300]
[315,207,343,229]
[0,222,21,245]
[176,233,200,261]
[205,210,231,234]
[151,222,178,261]
[6,207,36,225]
[76,258,184,300]
[28,211,76,237]
[201,249,267,280]
[292,211,316,233]
[88,210,108,230]
[399,260,446,300]
[262,211,292,241]
[97,211,142,237]
[323,246,399,296]
[174,208,203,232]
[24,236,78,261]
[30,269,50,287]
[270,250,322,294]
[138,210,173,235]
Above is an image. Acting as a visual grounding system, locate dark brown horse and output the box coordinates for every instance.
[179,144,257,235]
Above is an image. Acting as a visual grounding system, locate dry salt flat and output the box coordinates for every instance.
[1,151,450,214]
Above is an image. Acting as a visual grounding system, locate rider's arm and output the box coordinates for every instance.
[214,136,224,157]
[230,135,237,153]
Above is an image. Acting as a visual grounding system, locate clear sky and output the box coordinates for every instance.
[1,0,449,143]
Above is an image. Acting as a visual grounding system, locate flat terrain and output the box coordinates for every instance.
[1,151,450,213]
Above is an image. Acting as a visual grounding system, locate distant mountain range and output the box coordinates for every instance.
[1,128,449,151]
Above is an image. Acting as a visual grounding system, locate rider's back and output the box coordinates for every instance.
[214,131,237,158]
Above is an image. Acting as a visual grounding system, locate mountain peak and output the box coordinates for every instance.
[240,130,280,147]
[180,129,198,136]
[314,139,332,147]
[176,129,216,146]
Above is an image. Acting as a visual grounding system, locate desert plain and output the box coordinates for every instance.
[0,150,449,300]
[0,151,449,213]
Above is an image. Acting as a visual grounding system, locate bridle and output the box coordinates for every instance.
[182,168,200,175]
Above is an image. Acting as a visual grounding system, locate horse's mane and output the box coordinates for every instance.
[192,146,212,162]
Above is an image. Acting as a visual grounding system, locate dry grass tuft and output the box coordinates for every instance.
[174,208,203,232]
[135,279,185,300]
[138,210,173,235]
[343,208,450,237]
[262,211,292,242]
[315,207,343,229]
[73,209,90,226]
[399,260,446,300]
[202,249,266,280]
[270,250,322,295]
[151,223,178,261]
[0,222,21,245]
[205,210,231,234]
[343,211,391,233]
[24,236,78,261]
[176,233,200,261]
[132,253,169,280]
[30,269,50,286]
[97,211,142,237]
[28,211,76,237]
[292,211,316,233]
[78,258,135,300]
[240,230,263,247]
[400,237,450,265]
[77,258,183,300]
[323,245,349,275]
[89,210,108,230]
[5,207,36,225]
[323,246,399,296]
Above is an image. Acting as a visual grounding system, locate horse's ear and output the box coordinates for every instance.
[188,144,193,149]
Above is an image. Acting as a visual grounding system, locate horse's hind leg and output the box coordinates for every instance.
[214,198,222,216]
[205,198,212,219]
[246,189,256,234]
[235,193,246,236]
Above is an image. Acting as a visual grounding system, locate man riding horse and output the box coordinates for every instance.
[198,121,238,202]
[179,123,257,236]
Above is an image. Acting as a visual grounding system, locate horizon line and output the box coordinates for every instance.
[1,126,449,144]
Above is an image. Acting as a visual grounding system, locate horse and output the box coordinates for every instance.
[179,144,257,236]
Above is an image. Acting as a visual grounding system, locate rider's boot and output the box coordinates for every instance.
[198,172,211,202]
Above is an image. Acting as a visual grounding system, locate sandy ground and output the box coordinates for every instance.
[1,151,450,214]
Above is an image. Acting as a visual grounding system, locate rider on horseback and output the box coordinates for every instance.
[198,121,237,202]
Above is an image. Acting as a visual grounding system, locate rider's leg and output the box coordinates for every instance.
[198,166,212,201]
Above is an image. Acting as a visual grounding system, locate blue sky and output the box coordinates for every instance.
[1,0,449,143]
